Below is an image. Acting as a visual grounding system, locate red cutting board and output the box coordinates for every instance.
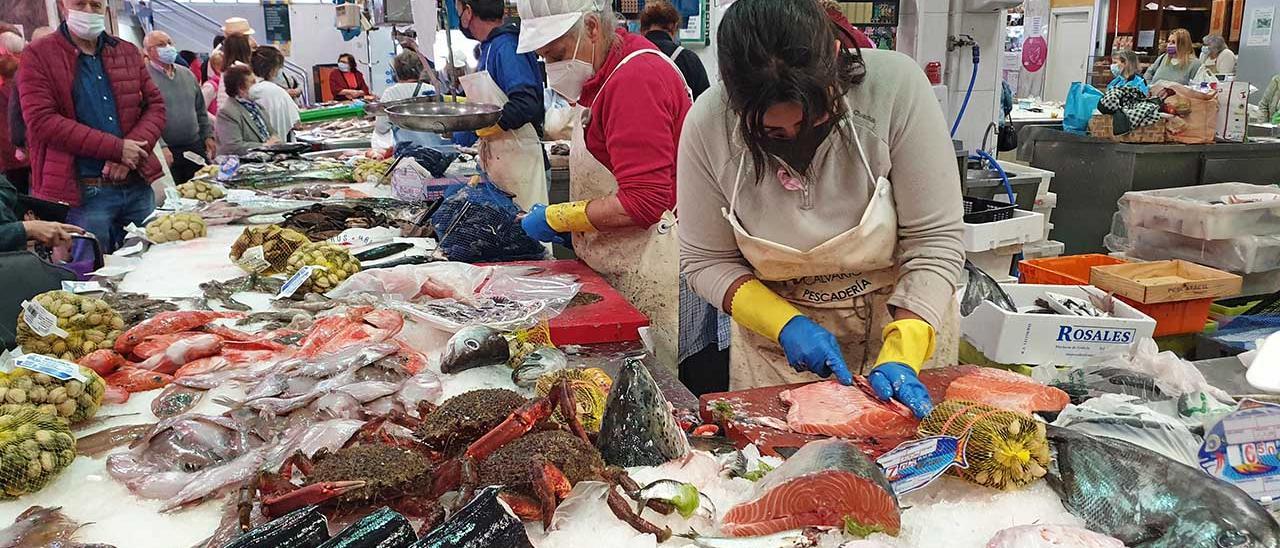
[495,259,649,346]
[698,382,912,459]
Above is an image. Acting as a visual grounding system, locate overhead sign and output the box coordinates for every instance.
[263,0,293,56]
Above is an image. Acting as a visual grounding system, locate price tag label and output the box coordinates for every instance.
[14,354,87,382]
[236,246,272,273]
[164,186,181,205]
[182,150,208,166]
[877,435,967,496]
[113,242,145,257]
[61,281,106,294]
[21,300,68,338]
[276,265,323,299]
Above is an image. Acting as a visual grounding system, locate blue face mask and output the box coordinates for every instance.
[157,46,178,65]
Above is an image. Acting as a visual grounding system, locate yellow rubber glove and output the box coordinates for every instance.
[730,279,802,342]
[544,200,597,233]
[475,124,504,139]
[874,318,936,373]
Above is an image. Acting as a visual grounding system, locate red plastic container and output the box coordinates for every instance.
[1018,254,1211,336]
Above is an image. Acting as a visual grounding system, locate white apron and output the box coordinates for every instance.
[460,47,549,212]
[722,111,957,390]
[569,48,685,372]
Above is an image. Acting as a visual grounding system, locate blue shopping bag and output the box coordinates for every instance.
[1063,82,1103,134]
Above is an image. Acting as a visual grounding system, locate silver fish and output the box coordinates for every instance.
[680,529,823,548]
[511,347,568,388]
[596,356,690,467]
[440,326,510,374]
[152,384,205,419]
[1047,425,1280,548]
[0,506,112,548]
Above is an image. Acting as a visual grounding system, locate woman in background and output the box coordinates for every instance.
[1144,28,1200,85]
[0,31,26,193]
[1199,33,1235,76]
[249,46,300,142]
[329,53,371,101]
[202,50,224,115]
[1260,75,1280,124]
[216,66,279,156]
[1107,49,1148,93]
[372,51,437,151]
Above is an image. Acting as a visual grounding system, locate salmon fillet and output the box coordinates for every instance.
[922,366,1069,414]
[722,439,900,537]
[780,380,918,439]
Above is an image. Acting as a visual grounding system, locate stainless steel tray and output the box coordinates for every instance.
[386,102,502,132]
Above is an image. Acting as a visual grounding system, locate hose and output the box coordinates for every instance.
[973,149,1023,276]
[950,43,981,138]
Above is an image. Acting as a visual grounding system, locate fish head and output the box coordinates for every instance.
[1171,504,1280,548]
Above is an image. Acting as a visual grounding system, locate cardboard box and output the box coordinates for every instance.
[1216,80,1250,142]
[961,284,1157,366]
[1090,259,1243,304]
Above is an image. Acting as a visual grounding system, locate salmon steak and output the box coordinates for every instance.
[722,438,900,537]
[779,380,918,439]
[921,366,1069,414]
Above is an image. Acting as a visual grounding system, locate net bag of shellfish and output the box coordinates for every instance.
[0,407,76,498]
[230,225,311,275]
[917,400,1050,491]
[429,181,546,263]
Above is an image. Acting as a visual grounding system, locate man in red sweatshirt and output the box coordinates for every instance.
[21,0,166,254]
[517,0,690,369]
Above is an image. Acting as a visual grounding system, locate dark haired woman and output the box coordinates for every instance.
[678,0,963,416]
[329,53,371,101]
[215,65,278,157]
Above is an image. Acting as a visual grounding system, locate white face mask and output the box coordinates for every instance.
[66,9,106,40]
[337,62,351,72]
[545,29,594,103]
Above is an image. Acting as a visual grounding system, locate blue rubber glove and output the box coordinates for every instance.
[520,204,565,244]
[868,362,933,419]
[777,316,853,385]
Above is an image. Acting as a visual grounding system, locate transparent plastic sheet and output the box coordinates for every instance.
[1074,339,1234,403]
[1125,225,1280,274]
[1051,393,1203,467]
[386,267,582,332]
[960,261,1017,316]
[1123,182,1280,240]
[325,262,491,303]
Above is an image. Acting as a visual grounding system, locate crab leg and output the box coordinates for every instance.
[464,379,586,462]
[606,486,672,542]
[262,480,366,518]
[531,458,573,529]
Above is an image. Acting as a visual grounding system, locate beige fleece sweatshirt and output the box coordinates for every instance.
[677,49,965,329]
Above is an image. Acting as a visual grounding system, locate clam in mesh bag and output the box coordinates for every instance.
[917,400,1050,490]
[0,407,75,498]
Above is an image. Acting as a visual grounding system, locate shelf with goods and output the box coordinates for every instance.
[1101,0,1241,59]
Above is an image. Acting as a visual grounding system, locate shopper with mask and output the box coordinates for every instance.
[678,0,964,416]
[1199,33,1235,76]
[20,0,166,254]
[145,31,213,184]
[329,53,370,101]
[1144,28,1200,86]
[517,0,690,370]
[1107,49,1148,93]
[453,0,549,211]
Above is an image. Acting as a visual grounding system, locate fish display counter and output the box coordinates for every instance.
[0,175,1277,547]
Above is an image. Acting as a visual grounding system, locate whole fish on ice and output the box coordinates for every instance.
[114,310,243,355]
[680,528,825,547]
[595,356,690,467]
[0,505,116,548]
[135,333,224,375]
[1046,425,1280,547]
[415,486,531,547]
[439,325,510,374]
[512,346,568,388]
[986,524,1125,548]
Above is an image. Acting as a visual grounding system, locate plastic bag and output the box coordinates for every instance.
[326,262,491,302]
[1052,393,1203,466]
[388,268,581,331]
[1063,82,1104,134]
[430,182,546,263]
[1078,338,1233,403]
[960,261,1016,316]
[1153,83,1219,144]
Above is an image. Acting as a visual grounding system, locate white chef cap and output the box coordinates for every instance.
[516,0,605,54]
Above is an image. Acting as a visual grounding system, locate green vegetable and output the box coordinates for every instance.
[742,460,773,482]
[843,515,887,538]
[670,482,701,519]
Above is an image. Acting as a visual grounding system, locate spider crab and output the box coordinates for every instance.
[256,380,674,539]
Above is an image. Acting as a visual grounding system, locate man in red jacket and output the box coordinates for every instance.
[20,0,166,253]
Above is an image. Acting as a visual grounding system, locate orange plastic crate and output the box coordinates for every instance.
[1130,297,1213,337]
[1019,254,1128,285]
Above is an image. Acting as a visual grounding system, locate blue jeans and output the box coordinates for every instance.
[67,183,155,255]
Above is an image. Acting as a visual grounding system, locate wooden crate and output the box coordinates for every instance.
[1089,259,1242,304]
[1088,114,1167,143]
